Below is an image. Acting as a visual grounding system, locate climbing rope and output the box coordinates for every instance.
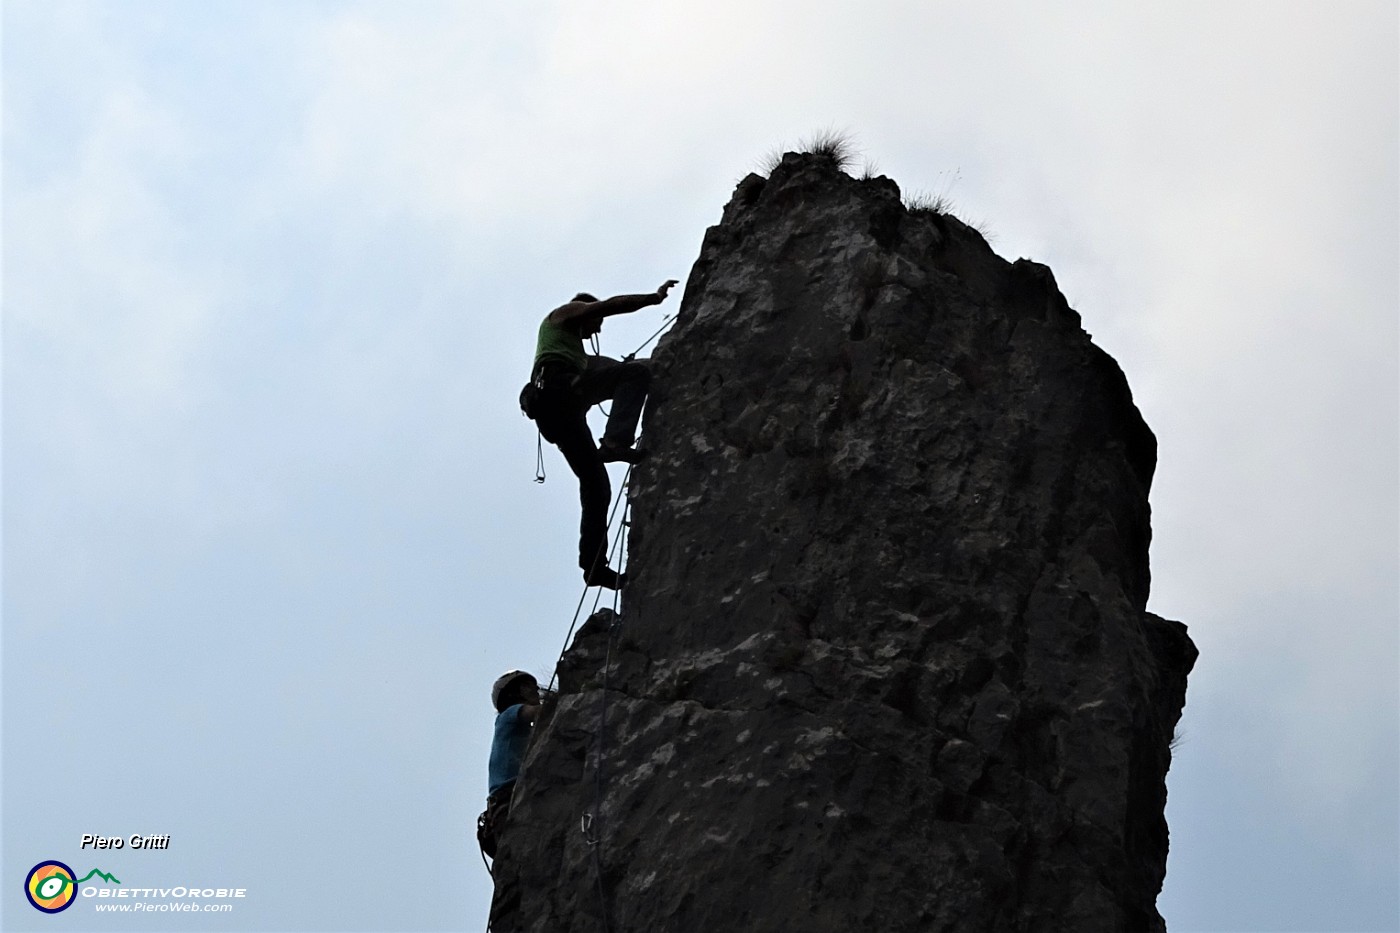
[601,315,676,420]
[621,312,675,362]
[545,464,633,694]
[580,490,629,933]
[586,310,676,362]
[478,835,493,879]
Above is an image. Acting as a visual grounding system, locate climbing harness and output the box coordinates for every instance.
[476,811,496,876]
[526,316,673,481]
[475,782,517,880]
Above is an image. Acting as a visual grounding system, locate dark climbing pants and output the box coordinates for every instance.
[486,783,516,932]
[534,355,650,575]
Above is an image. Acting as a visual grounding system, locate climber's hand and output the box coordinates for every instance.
[657,279,679,300]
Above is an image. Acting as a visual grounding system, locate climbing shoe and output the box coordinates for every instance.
[584,565,627,590]
[598,439,645,464]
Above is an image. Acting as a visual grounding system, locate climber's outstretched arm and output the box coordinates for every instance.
[549,280,678,326]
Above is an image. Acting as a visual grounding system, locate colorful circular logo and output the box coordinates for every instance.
[25,861,78,913]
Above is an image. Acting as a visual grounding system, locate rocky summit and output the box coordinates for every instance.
[493,152,1197,933]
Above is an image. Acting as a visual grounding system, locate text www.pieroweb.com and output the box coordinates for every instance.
[87,887,245,913]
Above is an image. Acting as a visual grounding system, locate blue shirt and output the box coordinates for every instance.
[488,704,532,795]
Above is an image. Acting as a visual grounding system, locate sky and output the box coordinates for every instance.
[2,2,1396,931]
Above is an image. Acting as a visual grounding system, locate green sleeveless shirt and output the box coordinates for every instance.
[534,317,588,373]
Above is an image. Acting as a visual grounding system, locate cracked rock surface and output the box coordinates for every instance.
[494,153,1197,933]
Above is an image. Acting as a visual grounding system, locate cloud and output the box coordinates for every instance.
[10,77,213,409]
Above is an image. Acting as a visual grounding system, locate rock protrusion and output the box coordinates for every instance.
[494,153,1196,933]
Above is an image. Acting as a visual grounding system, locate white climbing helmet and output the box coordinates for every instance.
[491,670,537,711]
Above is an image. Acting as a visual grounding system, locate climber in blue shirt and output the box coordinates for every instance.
[482,670,543,933]
[488,670,542,801]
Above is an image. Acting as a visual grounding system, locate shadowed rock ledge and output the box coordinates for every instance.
[493,152,1197,933]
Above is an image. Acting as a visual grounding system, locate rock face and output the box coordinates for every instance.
[494,153,1197,933]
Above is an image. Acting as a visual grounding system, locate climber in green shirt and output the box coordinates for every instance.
[524,280,678,590]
